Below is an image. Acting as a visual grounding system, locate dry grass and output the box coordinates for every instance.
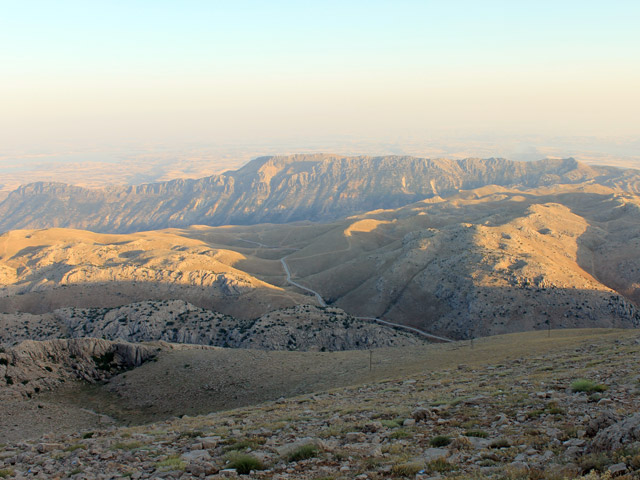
[34,328,629,428]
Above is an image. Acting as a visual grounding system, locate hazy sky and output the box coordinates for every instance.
[2,1,639,154]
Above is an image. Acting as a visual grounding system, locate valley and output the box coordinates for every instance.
[1,155,639,479]
[1,178,638,340]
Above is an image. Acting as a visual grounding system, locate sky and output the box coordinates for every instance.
[1,1,639,166]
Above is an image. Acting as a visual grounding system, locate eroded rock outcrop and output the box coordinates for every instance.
[0,301,424,352]
[0,338,157,399]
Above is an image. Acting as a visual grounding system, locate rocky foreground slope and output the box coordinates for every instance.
[1,329,639,479]
[1,155,639,233]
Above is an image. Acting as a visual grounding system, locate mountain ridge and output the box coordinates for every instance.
[1,154,637,234]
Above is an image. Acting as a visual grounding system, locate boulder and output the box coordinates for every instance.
[592,414,640,452]
[586,410,620,438]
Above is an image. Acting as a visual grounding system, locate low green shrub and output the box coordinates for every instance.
[571,379,607,393]
[157,455,186,471]
[464,430,488,438]
[391,462,423,477]
[111,441,143,451]
[430,435,451,447]
[577,452,611,473]
[390,429,411,439]
[226,453,264,474]
[547,405,565,415]
[287,443,318,462]
[489,438,510,449]
[223,436,265,451]
[426,457,456,473]
[381,419,403,428]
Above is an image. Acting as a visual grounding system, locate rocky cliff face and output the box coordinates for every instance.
[0,155,636,233]
[0,338,157,399]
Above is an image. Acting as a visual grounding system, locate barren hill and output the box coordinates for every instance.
[1,155,639,233]
[244,184,640,338]
[0,183,638,340]
[0,227,307,318]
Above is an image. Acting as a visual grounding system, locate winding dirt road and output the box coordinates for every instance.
[278,255,452,343]
[236,237,453,343]
[280,256,327,307]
